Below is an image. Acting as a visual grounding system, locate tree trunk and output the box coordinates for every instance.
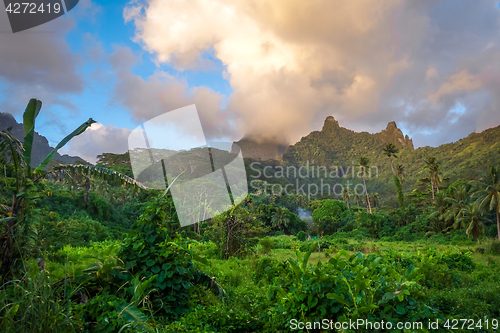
[430,178,435,200]
[390,158,395,175]
[362,169,372,214]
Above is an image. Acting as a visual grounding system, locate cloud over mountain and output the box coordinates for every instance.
[123,0,500,147]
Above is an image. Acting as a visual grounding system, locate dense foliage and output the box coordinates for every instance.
[0,99,499,332]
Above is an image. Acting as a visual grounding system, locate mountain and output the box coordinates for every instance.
[278,116,500,201]
[239,115,499,205]
[234,137,288,161]
[89,115,500,205]
[0,112,88,167]
[283,116,414,166]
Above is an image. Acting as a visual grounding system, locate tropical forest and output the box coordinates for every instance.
[0,98,499,332]
[2,1,500,332]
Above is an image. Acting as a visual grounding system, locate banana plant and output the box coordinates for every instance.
[0,99,96,280]
[0,99,141,281]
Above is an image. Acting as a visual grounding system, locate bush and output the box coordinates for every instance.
[258,237,275,255]
[272,236,292,249]
[296,231,306,242]
[253,257,289,285]
[441,252,475,271]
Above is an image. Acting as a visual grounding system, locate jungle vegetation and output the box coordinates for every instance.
[0,99,499,332]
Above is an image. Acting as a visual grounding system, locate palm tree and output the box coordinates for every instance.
[425,157,442,200]
[271,207,290,232]
[428,192,450,229]
[458,203,488,242]
[382,144,405,208]
[354,193,360,207]
[342,186,350,209]
[382,143,399,175]
[396,164,406,184]
[359,156,372,213]
[445,184,472,230]
[472,166,500,240]
[427,192,452,236]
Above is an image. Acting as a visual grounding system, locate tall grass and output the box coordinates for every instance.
[0,263,82,333]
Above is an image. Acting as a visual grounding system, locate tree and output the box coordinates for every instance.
[472,166,500,240]
[382,143,399,175]
[271,207,290,232]
[354,193,360,207]
[425,157,442,200]
[382,144,405,208]
[311,199,347,235]
[428,192,450,234]
[342,186,350,209]
[210,203,267,259]
[396,164,406,184]
[359,156,372,213]
[458,203,488,241]
[445,184,472,230]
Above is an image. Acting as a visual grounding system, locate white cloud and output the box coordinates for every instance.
[61,123,132,164]
[122,0,500,147]
[109,46,239,142]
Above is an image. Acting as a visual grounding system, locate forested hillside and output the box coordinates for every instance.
[1,100,499,332]
[274,116,500,203]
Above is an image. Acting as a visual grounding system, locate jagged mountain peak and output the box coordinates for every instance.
[376,120,413,149]
[386,121,398,130]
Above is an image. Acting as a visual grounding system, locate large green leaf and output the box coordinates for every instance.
[116,303,147,323]
[54,164,147,190]
[34,118,96,173]
[22,99,42,168]
[326,292,350,307]
[159,171,184,198]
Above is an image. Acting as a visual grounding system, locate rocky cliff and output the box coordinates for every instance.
[282,116,414,165]
[234,116,414,162]
[375,121,414,149]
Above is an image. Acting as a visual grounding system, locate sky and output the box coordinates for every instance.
[1,0,500,163]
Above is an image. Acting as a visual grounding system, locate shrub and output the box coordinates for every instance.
[441,252,475,271]
[272,236,292,249]
[296,231,306,242]
[271,246,437,330]
[258,237,275,256]
[253,257,289,285]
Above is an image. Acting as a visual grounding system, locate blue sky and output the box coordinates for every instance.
[42,0,231,145]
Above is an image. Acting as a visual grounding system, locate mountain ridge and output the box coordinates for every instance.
[235,117,414,162]
[0,112,88,167]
